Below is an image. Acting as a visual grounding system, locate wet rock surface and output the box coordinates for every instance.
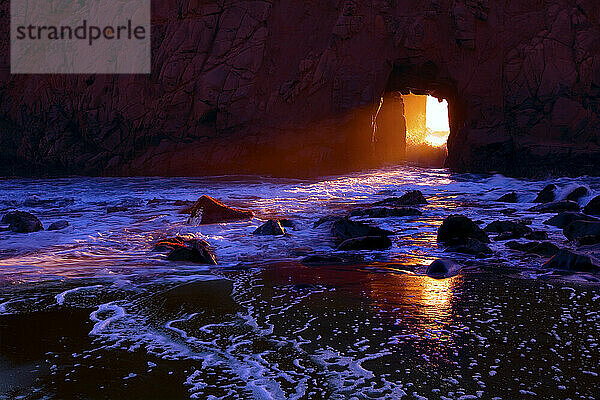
[154,237,217,265]
[253,220,286,236]
[1,211,43,233]
[544,212,599,228]
[47,221,69,231]
[426,259,461,278]
[496,192,518,203]
[529,201,580,213]
[438,215,490,245]
[564,221,600,245]
[506,241,560,257]
[583,195,600,215]
[331,218,393,243]
[566,186,589,202]
[533,184,557,203]
[337,236,392,251]
[188,196,254,225]
[543,249,600,272]
[372,190,428,207]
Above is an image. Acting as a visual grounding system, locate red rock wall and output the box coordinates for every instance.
[0,0,599,177]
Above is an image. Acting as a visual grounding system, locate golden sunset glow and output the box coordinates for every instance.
[425,96,450,147]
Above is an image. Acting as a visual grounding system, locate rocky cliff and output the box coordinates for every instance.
[1,0,599,177]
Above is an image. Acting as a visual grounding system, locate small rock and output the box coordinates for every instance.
[496,192,518,203]
[253,220,285,236]
[337,236,392,250]
[543,249,599,272]
[349,207,422,218]
[485,220,532,237]
[1,211,43,233]
[187,195,253,224]
[494,231,524,241]
[279,219,296,229]
[373,190,428,207]
[165,238,217,265]
[544,212,599,228]
[301,255,345,266]
[533,184,557,203]
[566,186,589,202]
[48,221,69,231]
[506,241,559,257]
[437,215,490,245]
[525,231,548,241]
[528,200,580,213]
[445,238,492,256]
[563,221,600,244]
[331,218,393,242]
[583,195,600,215]
[107,206,128,213]
[426,259,461,277]
[313,215,339,228]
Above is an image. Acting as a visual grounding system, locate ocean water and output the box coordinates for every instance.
[0,165,599,399]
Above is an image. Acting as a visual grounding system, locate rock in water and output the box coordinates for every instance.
[528,201,580,213]
[525,231,548,241]
[485,220,532,238]
[506,241,559,257]
[301,255,346,266]
[253,220,285,235]
[534,184,557,203]
[563,221,600,245]
[583,195,600,216]
[544,212,599,228]
[543,249,599,272]
[337,236,392,250]
[437,215,490,245]
[187,195,254,224]
[373,190,428,207]
[166,239,217,265]
[1,211,43,233]
[427,259,461,278]
[331,218,392,242]
[496,192,518,203]
[48,221,69,231]
[349,207,422,218]
[446,238,493,256]
[566,186,589,202]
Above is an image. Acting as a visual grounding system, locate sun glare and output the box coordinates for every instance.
[425,96,450,147]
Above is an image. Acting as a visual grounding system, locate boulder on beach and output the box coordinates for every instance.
[331,218,393,242]
[583,195,600,216]
[506,241,559,257]
[566,186,589,202]
[446,238,492,256]
[187,195,254,224]
[48,221,69,231]
[1,211,43,233]
[533,184,557,203]
[544,212,599,229]
[337,235,392,250]
[349,207,422,218]
[496,192,518,203]
[165,238,217,265]
[426,259,461,278]
[253,220,286,236]
[485,220,532,239]
[437,215,490,245]
[543,249,599,272]
[528,200,580,213]
[373,190,428,207]
[563,221,600,245]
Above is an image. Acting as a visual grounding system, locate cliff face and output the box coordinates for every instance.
[1,0,599,177]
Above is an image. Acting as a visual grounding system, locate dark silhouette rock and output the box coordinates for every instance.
[533,184,557,203]
[506,241,559,257]
[529,201,580,213]
[313,215,339,228]
[153,236,189,252]
[496,192,518,203]
[165,238,217,265]
[583,196,600,216]
[337,236,392,250]
[349,207,422,218]
[438,215,490,245]
[253,220,285,236]
[446,238,492,256]
[544,212,599,229]
[426,259,461,278]
[188,196,253,224]
[373,190,428,207]
[563,221,600,245]
[566,186,589,202]
[485,220,532,237]
[525,231,548,241]
[1,211,43,233]
[278,219,296,229]
[301,255,345,266]
[331,218,392,242]
[107,206,128,213]
[47,221,69,231]
[543,249,599,272]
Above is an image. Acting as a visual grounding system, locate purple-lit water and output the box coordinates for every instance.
[0,166,599,399]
